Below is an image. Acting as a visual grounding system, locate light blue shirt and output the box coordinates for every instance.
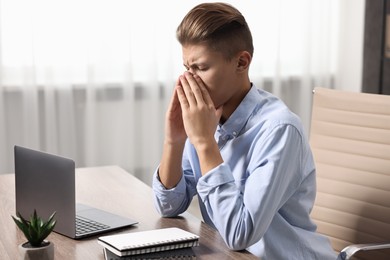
[152,86,337,260]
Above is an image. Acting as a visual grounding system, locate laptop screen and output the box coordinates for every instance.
[14,145,76,236]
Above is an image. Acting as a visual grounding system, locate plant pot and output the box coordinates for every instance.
[18,241,54,260]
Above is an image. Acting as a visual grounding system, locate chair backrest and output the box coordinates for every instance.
[309,87,390,260]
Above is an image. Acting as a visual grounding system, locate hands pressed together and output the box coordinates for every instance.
[163,72,224,177]
[166,72,223,150]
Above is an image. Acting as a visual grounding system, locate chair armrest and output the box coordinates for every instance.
[337,242,390,260]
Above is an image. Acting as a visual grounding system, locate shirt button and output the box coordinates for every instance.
[232,131,237,136]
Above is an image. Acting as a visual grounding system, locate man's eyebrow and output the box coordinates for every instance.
[183,62,207,68]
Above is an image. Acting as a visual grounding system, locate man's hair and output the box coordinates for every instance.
[177,2,254,60]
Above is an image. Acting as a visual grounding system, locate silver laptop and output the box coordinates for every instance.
[14,145,138,239]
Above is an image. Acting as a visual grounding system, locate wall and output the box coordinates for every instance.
[335,0,366,92]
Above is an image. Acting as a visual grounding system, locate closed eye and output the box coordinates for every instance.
[183,64,208,72]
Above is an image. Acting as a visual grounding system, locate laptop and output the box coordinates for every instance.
[14,145,138,239]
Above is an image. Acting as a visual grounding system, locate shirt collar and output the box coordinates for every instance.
[217,85,260,138]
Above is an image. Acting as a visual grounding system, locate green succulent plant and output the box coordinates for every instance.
[12,210,57,247]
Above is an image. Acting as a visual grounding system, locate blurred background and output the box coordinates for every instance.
[0,0,365,185]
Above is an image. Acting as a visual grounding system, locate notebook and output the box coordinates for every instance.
[98,227,199,257]
[14,145,138,239]
[103,247,196,260]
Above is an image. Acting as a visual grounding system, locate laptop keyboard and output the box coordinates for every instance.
[75,215,110,236]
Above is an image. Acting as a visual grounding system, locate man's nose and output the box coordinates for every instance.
[186,69,195,75]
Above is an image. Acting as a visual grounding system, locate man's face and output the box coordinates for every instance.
[182,44,239,109]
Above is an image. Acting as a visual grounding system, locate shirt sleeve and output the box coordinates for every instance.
[196,123,307,250]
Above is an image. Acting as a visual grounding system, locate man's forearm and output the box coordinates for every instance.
[195,141,223,175]
[158,141,185,189]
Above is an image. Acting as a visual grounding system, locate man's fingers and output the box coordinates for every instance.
[184,72,205,104]
[180,74,199,106]
[193,74,213,106]
[179,72,214,110]
[169,78,181,106]
[176,85,190,109]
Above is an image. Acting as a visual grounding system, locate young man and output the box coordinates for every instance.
[152,2,337,259]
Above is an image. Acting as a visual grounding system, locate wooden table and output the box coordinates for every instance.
[0,166,257,259]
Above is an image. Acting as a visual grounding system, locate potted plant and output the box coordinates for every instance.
[12,210,56,260]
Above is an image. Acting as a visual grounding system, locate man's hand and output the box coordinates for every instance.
[164,78,187,146]
[176,72,223,148]
[176,72,224,174]
[158,78,188,189]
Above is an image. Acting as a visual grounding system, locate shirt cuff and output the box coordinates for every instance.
[153,168,186,195]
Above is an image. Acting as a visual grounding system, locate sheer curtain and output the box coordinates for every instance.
[0,0,362,184]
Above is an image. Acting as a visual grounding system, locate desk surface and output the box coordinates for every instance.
[0,166,257,259]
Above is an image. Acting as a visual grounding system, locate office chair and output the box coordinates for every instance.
[309,87,390,260]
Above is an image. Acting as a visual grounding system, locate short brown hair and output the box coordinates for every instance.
[176,2,254,60]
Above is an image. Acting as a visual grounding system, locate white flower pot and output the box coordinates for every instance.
[18,241,54,260]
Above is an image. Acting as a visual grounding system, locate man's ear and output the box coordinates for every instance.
[236,51,251,72]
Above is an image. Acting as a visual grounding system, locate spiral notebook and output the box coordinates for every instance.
[103,247,196,260]
[98,227,199,257]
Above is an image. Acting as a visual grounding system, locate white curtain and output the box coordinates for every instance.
[0,0,361,184]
